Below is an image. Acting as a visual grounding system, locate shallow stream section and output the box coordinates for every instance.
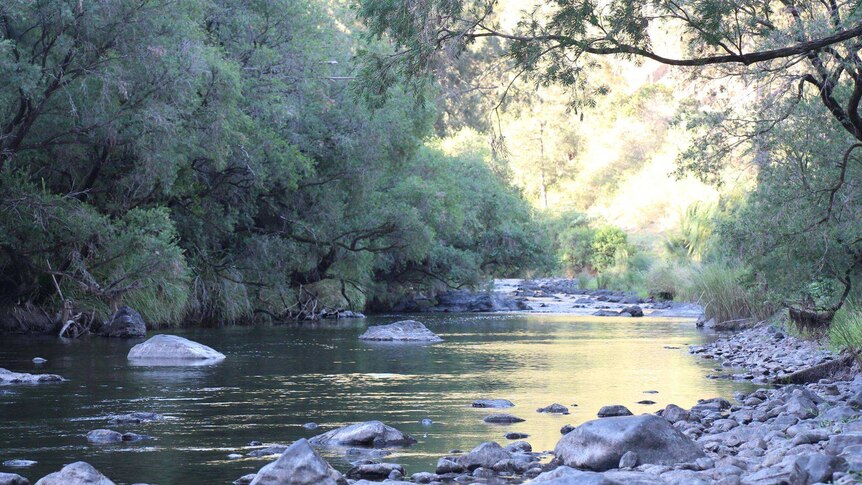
[0,313,756,484]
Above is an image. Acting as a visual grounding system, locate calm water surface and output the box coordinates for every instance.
[0,313,753,484]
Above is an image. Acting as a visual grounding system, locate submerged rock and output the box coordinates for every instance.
[358,320,442,342]
[309,421,416,447]
[107,412,163,424]
[247,445,288,457]
[483,414,525,424]
[98,306,146,338]
[127,334,225,364]
[249,438,346,485]
[2,460,37,468]
[472,398,514,408]
[86,429,146,444]
[32,357,46,364]
[0,368,63,384]
[554,414,705,471]
[34,461,115,485]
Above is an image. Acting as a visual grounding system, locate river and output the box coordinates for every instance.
[0,313,754,484]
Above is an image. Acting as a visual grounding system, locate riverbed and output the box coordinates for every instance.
[0,313,756,484]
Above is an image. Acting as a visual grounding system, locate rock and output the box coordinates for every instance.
[0,473,28,485]
[537,403,569,414]
[457,442,510,471]
[303,422,319,430]
[98,306,146,338]
[431,290,528,312]
[87,429,123,444]
[619,451,638,468]
[346,463,404,480]
[435,457,462,474]
[531,466,619,484]
[31,358,46,364]
[622,305,644,317]
[34,461,115,485]
[127,334,225,364]
[561,424,575,434]
[792,453,848,484]
[233,474,256,485]
[827,434,862,455]
[249,439,345,485]
[505,441,532,453]
[483,413,525,424]
[309,421,416,447]
[0,368,63,384]
[554,414,705,471]
[227,454,243,460]
[594,310,622,317]
[638,400,656,405]
[358,320,442,342]
[107,412,163,424]
[472,399,514,408]
[505,432,529,440]
[410,472,439,483]
[247,445,288,457]
[597,405,633,417]
[662,404,691,423]
[2,461,36,468]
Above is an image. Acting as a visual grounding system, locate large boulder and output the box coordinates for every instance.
[358,321,442,342]
[249,439,346,485]
[554,414,705,471]
[127,335,225,364]
[457,442,511,471]
[34,462,115,485]
[309,421,416,447]
[0,368,63,384]
[98,306,146,338]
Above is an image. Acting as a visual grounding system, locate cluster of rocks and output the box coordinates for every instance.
[0,368,63,385]
[689,324,845,383]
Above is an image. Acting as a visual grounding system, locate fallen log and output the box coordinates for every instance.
[774,353,856,385]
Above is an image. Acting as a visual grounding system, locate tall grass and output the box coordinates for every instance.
[682,263,766,325]
[829,299,862,364]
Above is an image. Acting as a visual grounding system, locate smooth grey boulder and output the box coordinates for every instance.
[249,438,346,485]
[662,404,691,423]
[472,399,514,408]
[309,421,416,447]
[0,368,63,384]
[531,466,620,484]
[0,472,29,485]
[34,461,115,485]
[127,334,225,364]
[358,320,442,342]
[554,414,705,471]
[483,413,525,424]
[793,453,848,483]
[2,461,36,468]
[98,306,146,338]
[622,305,644,317]
[597,405,633,417]
[457,442,511,471]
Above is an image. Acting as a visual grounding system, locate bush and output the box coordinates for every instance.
[646,262,694,300]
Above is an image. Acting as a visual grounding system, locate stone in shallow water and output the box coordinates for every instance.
[531,466,617,484]
[246,445,288,457]
[472,398,514,408]
[303,422,319,430]
[358,320,442,342]
[554,414,705,471]
[505,432,529,440]
[98,306,146,338]
[249,438,345,485]
[457,442,511,471]
[34,461,115,485]
[127,334,225,364]
[32,357,46,364]
[597,405,633,417]
[309,421,416,447]
[0,472,28,485]
[346,462,404,480]
[0,368,63,384]
[537,403,569,414]
[483,413,525,424]
[2,460,36,468]
[107,412,163,424]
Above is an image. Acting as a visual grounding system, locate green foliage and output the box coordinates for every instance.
[682,263,771,325]
[591,226,629,274]
[829,299,862,363]
[0,0,551,326]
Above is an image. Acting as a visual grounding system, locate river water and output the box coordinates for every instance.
[0,313,753,484]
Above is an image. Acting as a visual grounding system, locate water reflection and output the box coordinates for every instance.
[0,314,753,484]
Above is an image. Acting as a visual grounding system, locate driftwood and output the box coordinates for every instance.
[775,354,855,384]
